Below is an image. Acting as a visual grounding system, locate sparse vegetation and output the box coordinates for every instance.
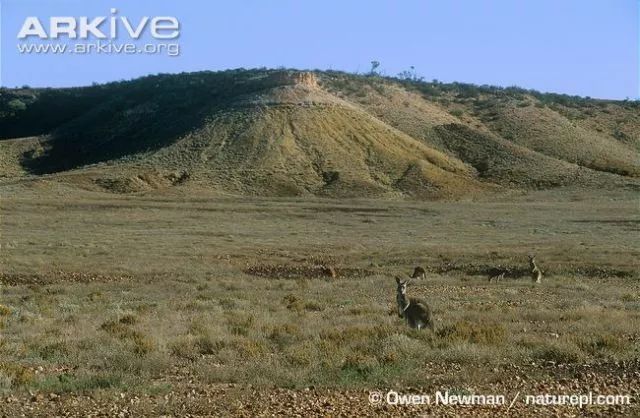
[0,68,638,415]
[0,68,637,193]
[0,189,637,401]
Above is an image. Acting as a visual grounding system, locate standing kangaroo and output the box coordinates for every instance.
[410,266,427,280]
[529,255,542,284]
[395,277,433,330]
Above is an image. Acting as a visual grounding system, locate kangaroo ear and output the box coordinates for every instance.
[395,276,401,284]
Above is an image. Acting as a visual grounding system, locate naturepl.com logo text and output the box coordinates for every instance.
[16,8,180,56]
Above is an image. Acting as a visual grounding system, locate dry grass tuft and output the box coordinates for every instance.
[0,305,12,317]
[436,321,506,346]
[100,319,155,356]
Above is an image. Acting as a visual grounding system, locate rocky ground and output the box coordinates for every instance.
[2,363,638,417]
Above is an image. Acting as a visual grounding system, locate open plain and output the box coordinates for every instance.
[0,184,638,416]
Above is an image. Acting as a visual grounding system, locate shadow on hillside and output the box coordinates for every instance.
[21,103,211,174]
[17,70,284,174]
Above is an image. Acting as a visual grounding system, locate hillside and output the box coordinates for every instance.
[0,69,638,198]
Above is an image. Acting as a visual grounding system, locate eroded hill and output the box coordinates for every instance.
[0,69,638,198]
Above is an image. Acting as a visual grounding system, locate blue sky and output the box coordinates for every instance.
[1,0,637,99]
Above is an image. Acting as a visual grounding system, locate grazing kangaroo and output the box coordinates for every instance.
[395,277,433,330]
[320,265,336,279]
[529,255,542,284]
[411,266,427,280]
[487,266,509,282]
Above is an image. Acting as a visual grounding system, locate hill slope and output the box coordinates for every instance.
[0,69,638,198]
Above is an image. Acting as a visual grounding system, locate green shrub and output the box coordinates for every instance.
[7,99,26,112]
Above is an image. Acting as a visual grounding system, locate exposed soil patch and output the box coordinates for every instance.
[0,271,133,286]
[426,261,636,280]
[94,170,190,193]
[243,263,374,279]
[568,265,637,279]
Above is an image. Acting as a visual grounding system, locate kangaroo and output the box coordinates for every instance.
[529,255,542,284]
[320,265,336,279]
[395,277,433,330]
[487,266,509,282]
[410,266,427,280]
